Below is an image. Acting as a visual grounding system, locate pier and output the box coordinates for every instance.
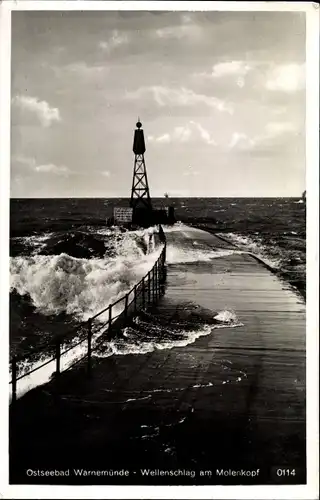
[9,243,167,403]
[9,226,306,485]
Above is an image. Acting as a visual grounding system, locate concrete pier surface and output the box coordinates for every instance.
[9,226,306,485]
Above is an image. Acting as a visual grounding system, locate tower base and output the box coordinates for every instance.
[109,206,175,229]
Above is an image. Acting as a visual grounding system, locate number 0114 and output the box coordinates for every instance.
[276,469,296,477]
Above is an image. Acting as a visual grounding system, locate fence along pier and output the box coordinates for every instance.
[10,242,167,404]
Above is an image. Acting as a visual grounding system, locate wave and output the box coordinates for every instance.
[11,224,160,259]
[10,228,163,321]
[94,309,243,358]
[214,310,238,323]
[11,233,54,252]
[166,245,236,264]
[216,232,282,269]
[10,225,237,320]
[163,223,237,264]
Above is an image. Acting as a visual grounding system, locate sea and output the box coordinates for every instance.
[9,197,306,399]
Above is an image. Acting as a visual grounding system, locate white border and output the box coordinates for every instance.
[305,1,319,496]
[0,2,11,499]
[0,2,319,499]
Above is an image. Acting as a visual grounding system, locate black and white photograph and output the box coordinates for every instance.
[0,1,318,497]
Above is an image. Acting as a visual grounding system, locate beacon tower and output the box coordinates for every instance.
[110,119,175,228]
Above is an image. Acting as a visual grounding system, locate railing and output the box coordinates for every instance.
[9,242,167,404]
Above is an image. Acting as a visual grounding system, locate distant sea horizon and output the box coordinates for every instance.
[10,195,303,200]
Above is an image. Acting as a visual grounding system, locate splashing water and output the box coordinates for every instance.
[166,246,236,264]
[10,227,162,321]
[214,310,239,323]
[9,223,245,402]
[216,232,282,269]
[94,309,243,359]
[9,308,243,402]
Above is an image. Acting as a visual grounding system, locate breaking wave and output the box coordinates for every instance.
[214,310,238,323]
[94,309,243,358]
[10,227,162,321]
[163,223,237,264]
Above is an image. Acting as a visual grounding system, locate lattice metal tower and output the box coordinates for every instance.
[130,120,152,211]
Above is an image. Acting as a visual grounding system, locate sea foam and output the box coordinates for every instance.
[10,227,162,321]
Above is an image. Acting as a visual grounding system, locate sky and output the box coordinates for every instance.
[10,10,306,198]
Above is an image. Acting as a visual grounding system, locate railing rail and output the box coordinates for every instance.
[9,241,167,403]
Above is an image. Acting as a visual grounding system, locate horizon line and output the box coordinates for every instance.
[9,195,303,200]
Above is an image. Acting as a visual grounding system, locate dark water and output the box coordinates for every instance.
[10,197,305,359]
[10,197,306,238]
[9,198,306,485]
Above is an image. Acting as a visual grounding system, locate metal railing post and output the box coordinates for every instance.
[154,265,157,301]
[142,277,145,309]
[108,304,112,333]
[155,262,158,300]
[158,256,161,285]
[162,248,165,280]
[148,271,151,305]
[134,284,137,313]
[55,339,61,376]
[124,293,129,320]
[87,318,92,373]
[151,267,153,303]
[11,357,17,404]
[158,259,161,296]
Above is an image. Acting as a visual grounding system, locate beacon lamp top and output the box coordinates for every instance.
[133,120,146,155]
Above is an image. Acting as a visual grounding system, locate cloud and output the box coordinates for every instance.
[252,121,300,151]
[266,64,305,92]
[13,155,36,168]
[148,133,171,143]
[64,61,106,77]
[13,155,71,176]
[229,132,255,150]
[126,86,233,114]
[34,164,71,176]
[228,119,301,155]
[99,30,129,52]
[154,15,201,40]
[156,134,171,143]
[228,120,298,151]
[265,121,297,136]
[189,121,217,145]
[194,60,252,88]
[148,121,216,146]
[101,170,111,177]
[12,95,61,127]
[172,126,192,143]
[155,25,199,40]
[212,61,252,78]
